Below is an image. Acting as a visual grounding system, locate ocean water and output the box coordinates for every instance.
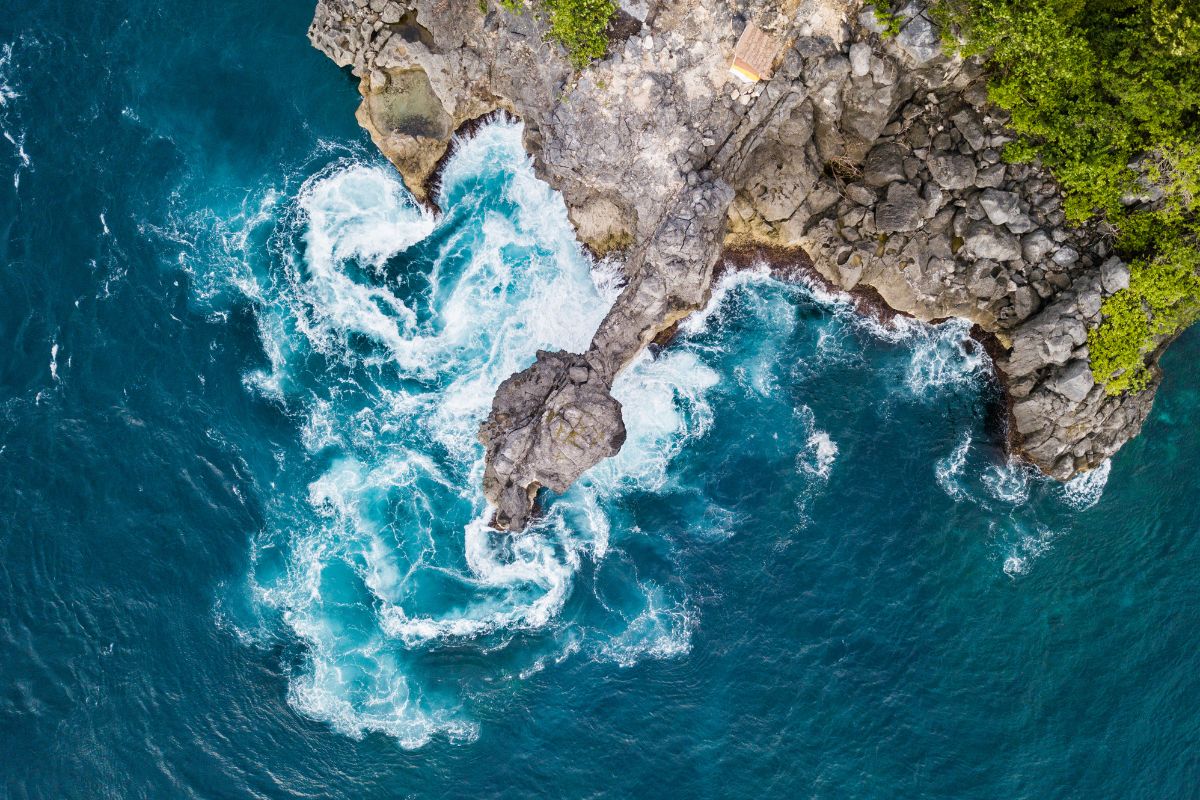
[2,2,1200,798]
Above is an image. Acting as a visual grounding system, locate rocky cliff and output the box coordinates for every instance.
[309,0,1160,530]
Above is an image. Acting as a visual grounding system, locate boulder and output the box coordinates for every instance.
[963,221,1021,262]
[928,152,978,190]
[1021,230,1054,264]
[1052,359,1095,403]
[1101,256,1131,294]
[875,182,926,232]
[479,351,626,531]
[894,13,942,64]
[863,143,907,187]
[978,188,1021,225]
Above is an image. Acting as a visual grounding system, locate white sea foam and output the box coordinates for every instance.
[795,405,838,480]
[935,434,971,501]
[981,459,1032,505]
[596,584,694,668]
[802,431,839,478]
[205,123,719,747]
[903,318,986,397]
[0,41,29,189]
[1000,521,1062,577]
[1062,459,1110,510]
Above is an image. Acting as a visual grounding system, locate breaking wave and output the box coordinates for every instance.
[0,40,30,190]
[1062,460,1111,510]
[180,122,727,747]
[175,120,1123,744]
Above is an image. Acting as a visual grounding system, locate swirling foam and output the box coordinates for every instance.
[189,122,722,747]
[1062,459,1111,510]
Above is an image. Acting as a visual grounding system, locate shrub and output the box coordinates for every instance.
[545,0,616,67]
[933,0,1200,394]
[497,0,616,68]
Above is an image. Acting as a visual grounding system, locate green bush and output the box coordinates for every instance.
[868,0,905,38]
[1088,243,1200,393]
[544,0,616,67]
[933,0,1200,394]
[497,0,616,68]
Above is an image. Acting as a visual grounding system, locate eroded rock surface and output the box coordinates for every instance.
[479,351,625,531]
[311,0,1164,527]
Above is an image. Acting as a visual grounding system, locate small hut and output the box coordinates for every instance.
[729,23,780,83]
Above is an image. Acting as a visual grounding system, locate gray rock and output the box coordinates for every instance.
[978,188,1021,226]
[849,42,872,77]
[1052,359,1095,403]
[844,183,876,206]
[380,1,402,23]
[1101,256,1131,294]
[975,163,1006,188]
[1052,246,1080,267]
[894,13,942,64]
[863,143,907,188]
[963,220,1021,261]
[1021,230,1055,264]
[950,107,986,151]
[875,182,925,232]
[928,152,978,190]
[480,351,626,531]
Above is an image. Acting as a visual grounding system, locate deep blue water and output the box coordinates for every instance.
[2,1,1200,797]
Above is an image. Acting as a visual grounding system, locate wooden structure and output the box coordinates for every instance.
[729,23,780,83]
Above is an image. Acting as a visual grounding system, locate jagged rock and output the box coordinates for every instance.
[311,0,1168,526]
[949,107,986,151]
[849,41,872,77]
[893,12,942,64]
[863,143,907,188]
[1022,230,1055,264]
[875,182,925,232]
[1101,256,1131,294]
[1052,359,1095,403]
[963,221,1021,262]
[928,152,978,190]
[845,183,876,206]
[1052,245,1080,267]
[480,351,626,531]
[978,188,1020,225]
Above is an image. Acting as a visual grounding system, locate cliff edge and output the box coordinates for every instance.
[309,0,1160,530]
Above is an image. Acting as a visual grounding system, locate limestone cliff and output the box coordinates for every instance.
[309,0,1161,530]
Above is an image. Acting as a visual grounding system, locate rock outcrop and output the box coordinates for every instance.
[310,0,1164,528]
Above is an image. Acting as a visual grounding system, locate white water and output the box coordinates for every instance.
[180,119,1120,744]
[212,123,726,747]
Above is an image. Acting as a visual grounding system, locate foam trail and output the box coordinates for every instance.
[184,122,727,747]
[1062,460,1110,510]
[982,459,1031,505]
[795,405,838,480]
[1000,521,1062,577]
[0,42,29,189]
[936,434,971,501]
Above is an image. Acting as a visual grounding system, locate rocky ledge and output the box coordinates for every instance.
[310,0,1161,530]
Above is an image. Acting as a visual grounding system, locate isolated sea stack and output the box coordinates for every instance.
[309,0,1161,531]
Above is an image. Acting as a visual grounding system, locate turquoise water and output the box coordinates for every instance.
[2,1,1200,797]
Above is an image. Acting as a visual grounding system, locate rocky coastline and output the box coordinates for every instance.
[309,0,1162,531]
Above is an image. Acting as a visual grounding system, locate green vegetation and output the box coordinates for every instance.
[933,0,1200,394]
[496,0,616,68]
[868,0,904,38]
